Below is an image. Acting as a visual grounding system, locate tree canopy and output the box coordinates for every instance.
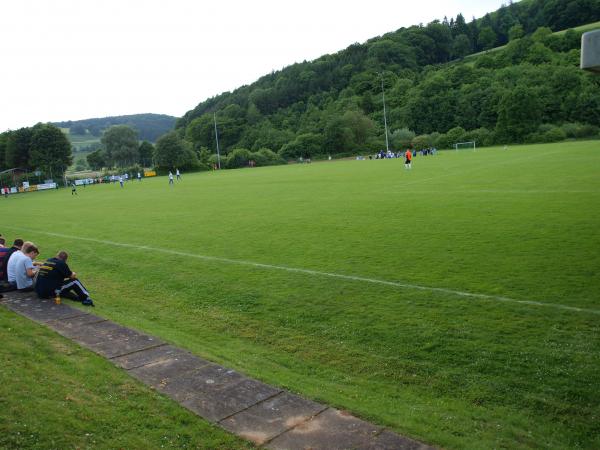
[0,123,72,176]
[164,0,599,159]
[101,125,139,167]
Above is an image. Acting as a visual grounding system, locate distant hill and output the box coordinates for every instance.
[175,0,600,157]
[53,113,177,143]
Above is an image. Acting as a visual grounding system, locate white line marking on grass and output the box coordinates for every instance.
[12,227,600,316]
[400,190,599,195]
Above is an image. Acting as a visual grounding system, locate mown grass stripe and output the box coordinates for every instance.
[10,226,600,316]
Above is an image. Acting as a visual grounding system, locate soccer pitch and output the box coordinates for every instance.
[2,141,599,449]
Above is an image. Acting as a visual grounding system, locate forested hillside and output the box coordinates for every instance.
[53,113,176,143]
[2,0,599,175]
[175,0,600,160]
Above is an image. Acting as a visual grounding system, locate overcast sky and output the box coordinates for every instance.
[0,0,507,132]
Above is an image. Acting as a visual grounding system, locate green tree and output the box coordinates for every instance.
[452,34,472,59]
[452,13,470,38]
[424,21,453,63]
[527,42,553,64]
[478,26,497,50]
[226,148,253,168]
[280,133,323,158]
[0,132,8,170]
[101,125,139,167]
[367,40,417,70]
[86,149,106,170]
[185,115,214,149]
[390,128,416,149]
[508,24,524,41]
[70,124,87,135]
[154,131,198,170]
[496,85,542,142]
[5,127,34,169]
[138,141,154,167]
[404,74,456,134]
[411,134,433,150]
[323,117,354,154]
[445,126,467,145]
[531,27,554,46]
[29,123,73,176]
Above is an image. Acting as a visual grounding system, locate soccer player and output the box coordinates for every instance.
[35,251,94,306]
[169,171,174,185]
[404,148,412,170]
[119,176,124,188]
[176,168,181,180]
[71,182,78,195]
[137,172,142,182]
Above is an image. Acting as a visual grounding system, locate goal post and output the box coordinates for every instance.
[454,141,476,151]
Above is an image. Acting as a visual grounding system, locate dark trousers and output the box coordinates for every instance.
[57,279,90,302]
[38,279,90,302]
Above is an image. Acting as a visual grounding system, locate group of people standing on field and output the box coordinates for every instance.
[168,169,181,185]
[0,233,94,306]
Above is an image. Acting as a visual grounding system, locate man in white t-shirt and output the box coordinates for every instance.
[7,242,40,291]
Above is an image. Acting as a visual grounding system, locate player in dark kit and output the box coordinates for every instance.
[35,251,94,306]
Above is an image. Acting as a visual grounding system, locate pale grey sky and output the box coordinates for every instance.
[0,0,507,132]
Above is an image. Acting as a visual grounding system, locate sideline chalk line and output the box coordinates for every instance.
[9,227,600,316]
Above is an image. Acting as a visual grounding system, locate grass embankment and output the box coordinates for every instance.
[0,308,252,449]
[465,21,600,60]
[1,141,599,449]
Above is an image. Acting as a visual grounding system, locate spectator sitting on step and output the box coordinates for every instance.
[1,239,24,286]
[35,251,94,306]
[7,242,40,292]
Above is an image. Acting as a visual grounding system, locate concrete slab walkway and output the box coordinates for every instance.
[1,292,434,450]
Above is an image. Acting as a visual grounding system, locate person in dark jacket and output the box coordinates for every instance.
[0,239,23,283]
[35,251,94,306]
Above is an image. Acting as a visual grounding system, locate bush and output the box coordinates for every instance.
[252,148,286,166]
[208,154,221,169]
[526,125,567,143]
[434,133,451,149]
[465,127,494,147]
[446,126,467,145]
[542,127,567,142]
[411,134,433,150]
[561,123,580,138]
[279,133,323,159]
[390,128,415,149]
[573,124,599,139]
[474,54,499,69]
[226,148,253,169]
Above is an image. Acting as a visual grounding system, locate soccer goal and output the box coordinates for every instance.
[454,141,476,151]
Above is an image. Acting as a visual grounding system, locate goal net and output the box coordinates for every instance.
[454,141,476,151]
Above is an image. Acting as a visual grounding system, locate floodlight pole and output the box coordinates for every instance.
[379,72,390,152]
[213,112,221,170]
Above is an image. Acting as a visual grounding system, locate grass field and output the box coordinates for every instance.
[1,141,599,449]
[0,309,252,449]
